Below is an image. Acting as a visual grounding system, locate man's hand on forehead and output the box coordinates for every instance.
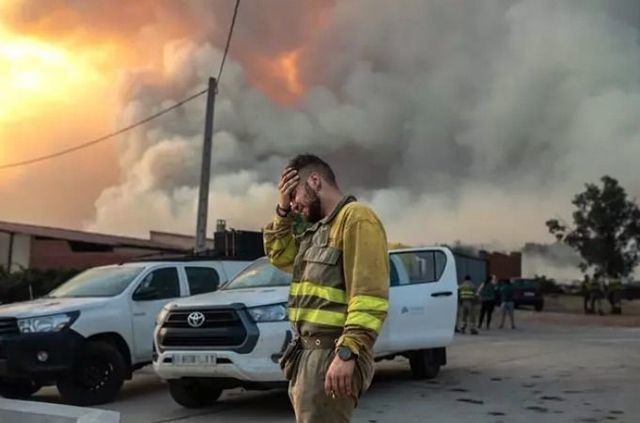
[278,167,299,211]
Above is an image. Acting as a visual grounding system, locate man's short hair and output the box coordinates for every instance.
[288,154,337,186]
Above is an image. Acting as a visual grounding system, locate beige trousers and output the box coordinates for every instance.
[287,348,372,423]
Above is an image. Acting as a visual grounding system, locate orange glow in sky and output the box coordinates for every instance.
[0,25,108,124]
[277,49,304,97]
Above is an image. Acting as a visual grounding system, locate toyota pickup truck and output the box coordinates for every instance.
[153,247,458,408]
[0,257,251,405]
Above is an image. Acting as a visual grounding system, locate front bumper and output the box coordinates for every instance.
[0,330,84,379]
[153,322,289,383]
[514,296,543,306]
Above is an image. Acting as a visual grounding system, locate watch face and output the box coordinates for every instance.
[338,347,352,361]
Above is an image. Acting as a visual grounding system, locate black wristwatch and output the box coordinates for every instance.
[337,346,356,361]
[276,204,290,218]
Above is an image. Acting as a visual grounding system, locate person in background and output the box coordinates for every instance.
[582,274,592,314]
[589,273,605,316]
[458,275,478,335]
[498,279,516,329]
[608,276,623,315]
[477,274,498,330]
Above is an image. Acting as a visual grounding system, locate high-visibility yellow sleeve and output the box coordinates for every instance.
[263,214,298,273]
[336,206,389,356]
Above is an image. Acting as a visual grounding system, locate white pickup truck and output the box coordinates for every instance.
[153,247,458,408]
[0,257,251,405]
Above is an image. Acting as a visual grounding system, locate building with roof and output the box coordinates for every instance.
[0,220,187,272]
[0,219,265,273]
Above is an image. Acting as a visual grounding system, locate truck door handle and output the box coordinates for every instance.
[133,312,146,317]
[431,291,453,297]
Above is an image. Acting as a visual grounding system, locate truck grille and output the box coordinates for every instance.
[0,318,18,336]
[159,308,248,349]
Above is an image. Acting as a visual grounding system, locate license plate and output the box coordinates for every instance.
[524,292,535,297]
[173,354,217,366]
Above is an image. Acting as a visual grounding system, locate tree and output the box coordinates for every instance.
[546,176,640,278]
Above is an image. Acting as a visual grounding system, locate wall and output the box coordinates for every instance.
[487,251,522,280]
[453,253,488,286]
[29,239,164,270]
[0,232,31,272]
[0,232,9,269]
[11,234,31,272]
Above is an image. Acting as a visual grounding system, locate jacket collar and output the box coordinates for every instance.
[304,195,357,234]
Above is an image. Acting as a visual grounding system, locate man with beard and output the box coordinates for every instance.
[264,154,389,423]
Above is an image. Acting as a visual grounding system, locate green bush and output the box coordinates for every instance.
[0,267,81,304]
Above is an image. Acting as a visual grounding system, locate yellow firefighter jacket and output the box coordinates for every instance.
[459,280,476,301]
[263,196,389,356]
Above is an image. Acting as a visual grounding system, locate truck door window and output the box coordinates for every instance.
[389,260,400,287]
[133,268,180,301]
[393,251,447,284]
[186,267,220,295]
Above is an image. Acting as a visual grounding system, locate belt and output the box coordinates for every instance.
[299,335,339,350]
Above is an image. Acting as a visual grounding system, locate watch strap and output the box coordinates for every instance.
[276,204,291,217]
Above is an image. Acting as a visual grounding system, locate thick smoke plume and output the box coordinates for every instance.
[3,1,640,280]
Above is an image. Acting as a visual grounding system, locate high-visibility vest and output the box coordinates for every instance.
[459,281,476,300]
[609,279,623,292]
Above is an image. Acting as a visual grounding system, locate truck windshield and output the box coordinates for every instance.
[48,266,145,298]
[222,258,291,290]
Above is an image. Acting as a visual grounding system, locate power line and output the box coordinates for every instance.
[217,0,241,83]
[0,88,208,170]
[0,0,241,171]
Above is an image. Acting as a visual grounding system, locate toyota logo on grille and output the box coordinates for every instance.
[187,311,205,328]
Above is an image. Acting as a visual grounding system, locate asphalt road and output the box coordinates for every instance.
[33,312,640,422]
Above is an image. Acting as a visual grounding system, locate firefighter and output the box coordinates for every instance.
[608,277,623,315]
[498,279,516,329]
[458,275,478,335]
[264,154,389,423]
[582,274,592,314]
[477,275,498,330]
[590,273,605,316]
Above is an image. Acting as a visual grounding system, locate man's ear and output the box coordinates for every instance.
[308,172,322,191]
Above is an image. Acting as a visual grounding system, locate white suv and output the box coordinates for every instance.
[0,257,251,405]
[154,247,458,408]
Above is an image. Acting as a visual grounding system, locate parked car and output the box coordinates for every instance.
[0,256,251,405]
[153,247,459,408]
[511,278,544,311]
[623,282,640,301]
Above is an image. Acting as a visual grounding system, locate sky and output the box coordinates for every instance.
[1,0,640,271]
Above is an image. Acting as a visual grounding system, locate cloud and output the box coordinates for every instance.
[3,1,640,270]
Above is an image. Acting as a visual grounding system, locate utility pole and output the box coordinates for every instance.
[195,77,218,253]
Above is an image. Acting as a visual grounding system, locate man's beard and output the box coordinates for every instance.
[304,183,323,223]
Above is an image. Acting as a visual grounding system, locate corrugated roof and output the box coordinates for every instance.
[0,220,185,251]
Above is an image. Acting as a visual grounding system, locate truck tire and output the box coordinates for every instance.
[535,301,544,312]
[0,378,41,399]
[57,341,127,406]
[409,350,440,380]
[168,378,223,408]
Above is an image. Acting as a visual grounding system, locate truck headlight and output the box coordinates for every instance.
[156,306,170,326]
[247,303,288,322]
[17,311,79,333]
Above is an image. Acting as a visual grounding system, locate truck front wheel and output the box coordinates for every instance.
[409,350,441,380]
[57,341,127,406]
[168,378,223,408]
